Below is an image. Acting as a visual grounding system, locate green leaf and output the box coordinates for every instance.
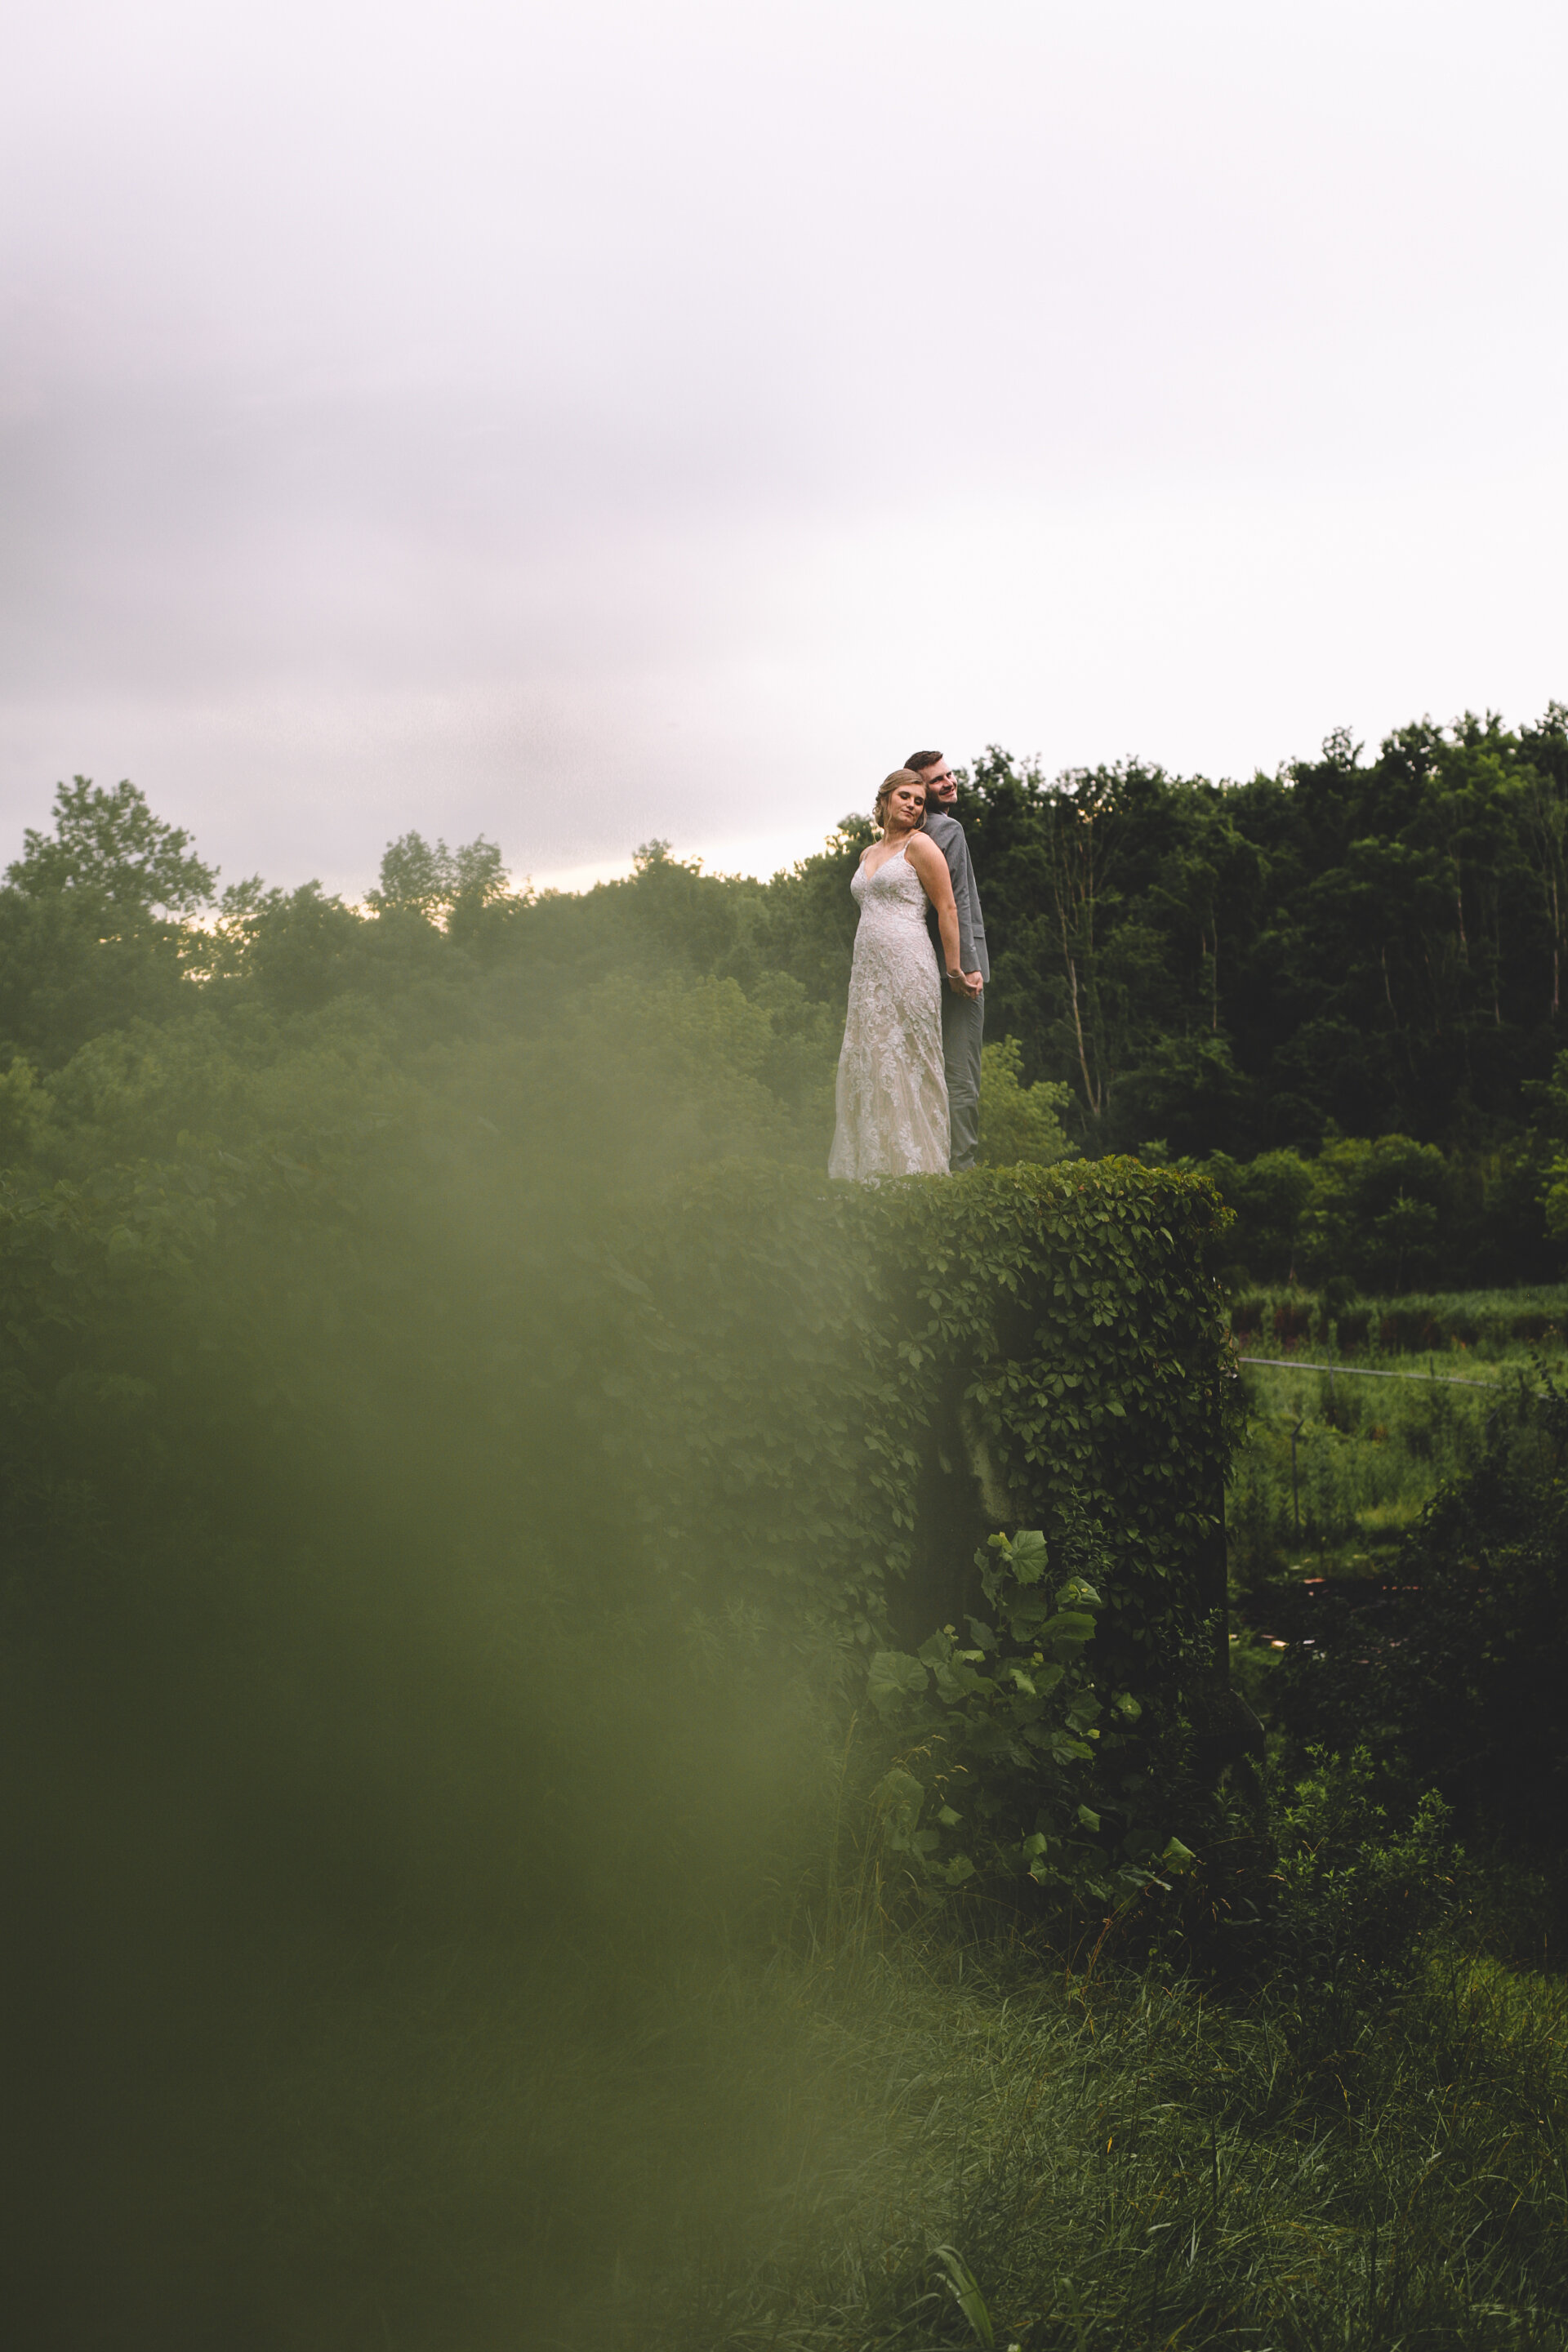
[872,1767,925,1841]
[1040,1610,1096,1647]
[1007,1529,1049,1584]
[867,1650,929,1714]
[933,2246,995,2348]
[933,1655,988,1701]
[1076,1803,1101,1832]
[1004,1590,1054,1639]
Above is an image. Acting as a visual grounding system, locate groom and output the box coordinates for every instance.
[906,749,988,1172]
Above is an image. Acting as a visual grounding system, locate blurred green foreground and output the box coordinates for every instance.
[2,786,1567,2350]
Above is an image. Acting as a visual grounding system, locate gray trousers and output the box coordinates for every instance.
[941,987,984,1171]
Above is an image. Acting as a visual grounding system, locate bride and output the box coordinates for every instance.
[829,769,978,1181]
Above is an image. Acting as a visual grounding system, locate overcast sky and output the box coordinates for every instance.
[3,0,1566,898]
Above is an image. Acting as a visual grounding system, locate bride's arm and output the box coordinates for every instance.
[906,835,978,994]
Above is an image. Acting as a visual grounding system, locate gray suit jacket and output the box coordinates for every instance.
[921,808,991,983]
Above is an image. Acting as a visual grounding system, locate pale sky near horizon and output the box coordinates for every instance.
[3,1,1566,900]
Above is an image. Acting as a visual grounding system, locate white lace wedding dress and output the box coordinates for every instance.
[828,846,951,1180]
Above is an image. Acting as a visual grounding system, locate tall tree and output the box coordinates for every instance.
[8,777,216,914]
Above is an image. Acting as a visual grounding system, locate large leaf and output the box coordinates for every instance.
[871,1766,925,1841]
[1006,1528,1049,1584]
[867,1650,929,1714]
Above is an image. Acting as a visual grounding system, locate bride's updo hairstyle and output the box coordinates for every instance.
[874,768,925,834]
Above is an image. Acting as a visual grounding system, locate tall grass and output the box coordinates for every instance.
[612,1931,1568,2350]
[165,1912,1566,2350]
[1224,1283,1564,1578]
[1229,1354,1505,1579]
[1230,1283,1568,1359]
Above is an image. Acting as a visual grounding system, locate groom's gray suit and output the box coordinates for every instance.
[921,808,989,1172]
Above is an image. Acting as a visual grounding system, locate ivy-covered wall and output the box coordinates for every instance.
[0,1144,1243,1906]
[603,1160,1238,1689]
[581,1160,1245,1899]
[0,1150,1237,1695]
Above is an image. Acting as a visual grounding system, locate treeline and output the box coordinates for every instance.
[0,777,1076,1182]
[963,708,1568,1288]
[7,711,1568,1289]
[967,709,1568,1152]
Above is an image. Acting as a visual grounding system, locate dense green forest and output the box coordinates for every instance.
[5,749,1568,2350]
[971,712,1568,1146]
[7,709,1568,1294]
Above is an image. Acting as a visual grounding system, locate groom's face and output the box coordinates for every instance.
[921,760,959,814]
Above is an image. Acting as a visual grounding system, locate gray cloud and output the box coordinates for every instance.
[3,0,1566,893]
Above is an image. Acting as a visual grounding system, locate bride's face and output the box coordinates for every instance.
[884,782,926,833]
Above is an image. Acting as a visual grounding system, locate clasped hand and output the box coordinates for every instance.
[947,969,983,1000]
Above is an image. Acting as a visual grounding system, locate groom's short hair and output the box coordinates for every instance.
[904,749,942,773]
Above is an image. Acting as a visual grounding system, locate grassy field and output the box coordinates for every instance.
[1230,1284,1568,1359]
[1227,1286,1566,1591]
[610,1932,1568,2351]
[1223,1286,1567,1750]
[1231,1355,1499,1581]
[120,1905,1561,2350]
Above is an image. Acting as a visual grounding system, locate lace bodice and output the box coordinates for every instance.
[827,846,950,1180]
[853,844,925,920]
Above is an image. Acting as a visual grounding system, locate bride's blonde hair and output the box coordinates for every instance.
[874,768,925,833]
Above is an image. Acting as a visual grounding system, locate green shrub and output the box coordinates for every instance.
[976,1036,1076,1168]
[1271,1747,1457,1997]
[863,1528,1179,1904]
[1193,1146,1314,1285]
